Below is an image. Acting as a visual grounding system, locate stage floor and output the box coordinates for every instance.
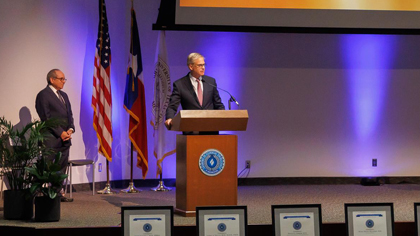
[0,184,420,228]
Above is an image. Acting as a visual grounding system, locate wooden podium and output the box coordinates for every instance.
[170,110,248,217]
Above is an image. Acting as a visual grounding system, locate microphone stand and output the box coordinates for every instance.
[228,97,233,110]
[203,79,239,110]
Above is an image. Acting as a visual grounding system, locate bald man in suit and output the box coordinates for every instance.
[35,69,75,201]
[165,53,225,130]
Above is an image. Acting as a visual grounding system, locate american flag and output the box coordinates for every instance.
[92,0,112,162]
[124,8,148,179]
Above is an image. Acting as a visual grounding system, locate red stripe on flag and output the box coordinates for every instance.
[92,50,113,162]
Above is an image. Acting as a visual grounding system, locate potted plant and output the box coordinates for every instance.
[0,116,54,220]
[25,152,68,222]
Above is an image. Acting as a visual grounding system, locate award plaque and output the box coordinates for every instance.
[272,204,322,236]
[196,206,247,236]
[345,203,394,236]
[121,206,173,236]
[414,203,420,236]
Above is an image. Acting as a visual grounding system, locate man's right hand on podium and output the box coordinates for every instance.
[165,118,172,130]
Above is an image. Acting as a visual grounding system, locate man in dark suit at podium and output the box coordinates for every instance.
[165,52,225,130]
[35,69,75,201]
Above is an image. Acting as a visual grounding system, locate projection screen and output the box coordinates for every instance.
[154,0,420,33]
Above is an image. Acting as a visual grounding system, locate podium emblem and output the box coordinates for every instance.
[199,149,225,176]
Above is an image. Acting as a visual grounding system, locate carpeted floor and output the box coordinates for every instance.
[1,184,420,228]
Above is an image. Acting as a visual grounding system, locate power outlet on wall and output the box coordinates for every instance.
[245,160,251,169]
[372,159,377,167]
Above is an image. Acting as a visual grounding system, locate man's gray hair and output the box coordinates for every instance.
[187,52,204,66]
[46,69,60,85]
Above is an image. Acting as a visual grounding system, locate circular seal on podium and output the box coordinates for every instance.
[199,149,225,176]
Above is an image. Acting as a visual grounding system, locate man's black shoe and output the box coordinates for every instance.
[61,196,74,202]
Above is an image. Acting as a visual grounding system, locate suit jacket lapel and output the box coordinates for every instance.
[58,91,68,109]
[182,75,201,107]
[46,87,67,111]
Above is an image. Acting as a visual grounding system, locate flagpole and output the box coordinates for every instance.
[97,160,117,194]
[151,158,171,191]
[121,3,142,193]
[121,143,141,193]
[95,0,116,195]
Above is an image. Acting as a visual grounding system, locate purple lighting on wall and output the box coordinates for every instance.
[341,34,396,176]
[342,34,395,140]
[200,32,246,104]
[200,32,247,136]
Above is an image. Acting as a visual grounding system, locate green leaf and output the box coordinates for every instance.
[30,182,41,194]
[48,189,57,199]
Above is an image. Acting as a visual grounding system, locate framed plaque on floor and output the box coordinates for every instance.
[121,206,174,236]
[271,204,322,236]
[414,203,420,236]
[196,205,247,236]
[345,203,394,236]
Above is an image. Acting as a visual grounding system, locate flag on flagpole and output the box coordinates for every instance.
[92,0,112,162]
[152,31,176,177]
[124,7,148,179]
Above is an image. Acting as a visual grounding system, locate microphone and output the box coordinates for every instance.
[202,78,239,106]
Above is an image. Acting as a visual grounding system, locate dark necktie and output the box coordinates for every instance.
[196,78,203,106]
[57,91,65,104]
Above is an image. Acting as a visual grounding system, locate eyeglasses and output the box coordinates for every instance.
[195,64,206,68]
[55,77,67,82]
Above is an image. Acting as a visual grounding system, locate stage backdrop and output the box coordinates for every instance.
[1,0,420,185]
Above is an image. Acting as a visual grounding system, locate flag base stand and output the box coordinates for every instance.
[151,180,172,191]
[120,182,141,193]
[97,183,118,194]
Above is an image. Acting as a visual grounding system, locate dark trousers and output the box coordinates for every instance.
[48,146,70,174]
